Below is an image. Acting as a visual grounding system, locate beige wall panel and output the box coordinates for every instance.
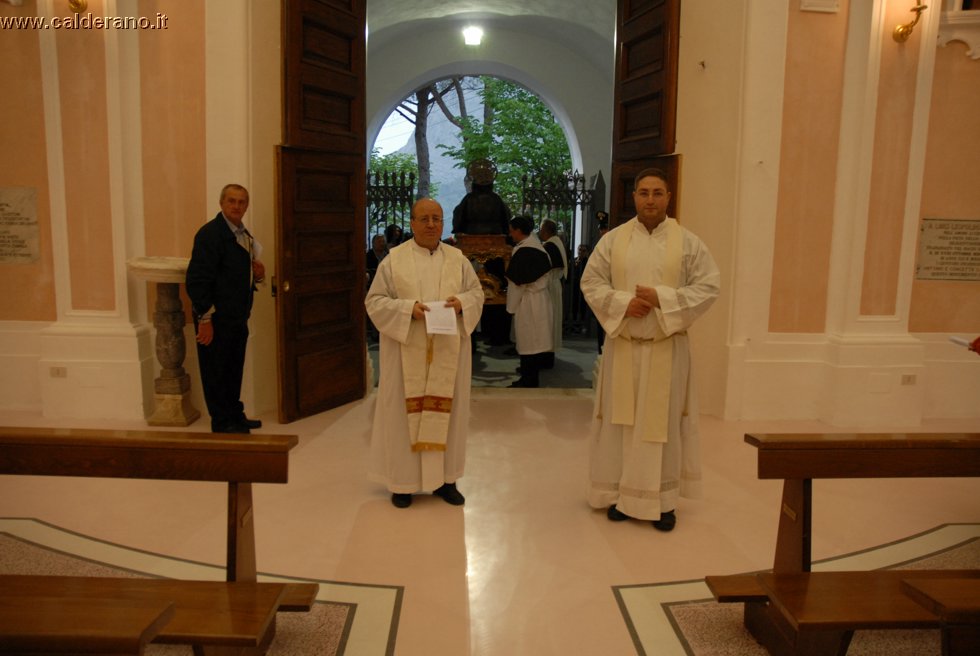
[140,0,207,259]
[0,1,56,321]
[859,1,921,316]
[769,4,849,332]
[56,0,116,312]
[139,0,206,320]
[910,41,980,332]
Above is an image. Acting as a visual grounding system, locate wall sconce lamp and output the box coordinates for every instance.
[893,1,928,42]
[462,26,483,46]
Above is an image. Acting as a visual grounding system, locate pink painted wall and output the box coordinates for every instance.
[57,0,116,312]
[909,40,980,332]
[769,3,850,332]
[138,1,207,318]
[140,0,207,259]
[0,0,55,321]
[859,0,922,316]
[0,1,207,321]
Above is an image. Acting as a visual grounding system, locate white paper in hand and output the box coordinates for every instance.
[424,301,458,335]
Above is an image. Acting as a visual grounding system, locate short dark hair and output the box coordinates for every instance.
[509,215,534,236]
[219,183,249,203]
[633,168,670,192]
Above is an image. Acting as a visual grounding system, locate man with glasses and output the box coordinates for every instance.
[366,198,485,508]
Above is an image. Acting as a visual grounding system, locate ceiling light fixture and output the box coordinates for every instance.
[463,26,483,46]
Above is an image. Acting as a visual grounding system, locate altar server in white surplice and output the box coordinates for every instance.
[538,218,568,369]
[505,215,554,388]
[581,168,720,532]
[365,198,485,509]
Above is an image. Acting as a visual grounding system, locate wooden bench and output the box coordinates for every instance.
[0,575,319,655]
[0,595,175,655]
[705,432,980,656]
[0,426,299,582]
[903,577,980,656]
[0,427,320,653]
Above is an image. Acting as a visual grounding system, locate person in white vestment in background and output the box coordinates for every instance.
[538,218,568,370]
[505,216,554,388]
[581,168,720,531]
[365,198,485,508]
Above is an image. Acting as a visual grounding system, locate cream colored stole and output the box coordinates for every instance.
[390,244,463,452]
[610,219,682,442]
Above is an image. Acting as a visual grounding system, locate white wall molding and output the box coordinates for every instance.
[206,0,250,198]
[938,2,980,59]
[38,321,154,420]
[36,0,71,320]
[30,1,159,421]
[723,0,790,419]
[825,0,884,336]
[0,321,49,412]
[720,1,968,426]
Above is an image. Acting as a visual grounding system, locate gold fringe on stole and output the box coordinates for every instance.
[412,442,447,452]
[609,219,683,442]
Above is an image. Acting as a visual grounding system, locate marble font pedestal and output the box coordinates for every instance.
[127,257,201,426]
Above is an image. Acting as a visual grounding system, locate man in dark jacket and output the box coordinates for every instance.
[185,184,264,434]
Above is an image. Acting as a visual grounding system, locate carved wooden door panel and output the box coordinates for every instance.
[277,0,366,421]
[610,0,681,226]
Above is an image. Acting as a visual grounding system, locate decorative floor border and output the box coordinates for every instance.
[613,523,980,656]
[0,517,402,656]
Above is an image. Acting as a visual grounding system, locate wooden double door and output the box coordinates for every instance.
[276,0,680,421]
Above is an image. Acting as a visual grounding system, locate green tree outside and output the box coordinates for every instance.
[438,77,573,225]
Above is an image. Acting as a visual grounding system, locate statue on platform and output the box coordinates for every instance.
[452,159,513,343]
[452,159,511,236]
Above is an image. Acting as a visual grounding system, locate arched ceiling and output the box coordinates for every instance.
[367,0,614,42]
[366,0,615,71]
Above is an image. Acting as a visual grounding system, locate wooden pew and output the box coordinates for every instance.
[0,594,174,655]
[746,432,980,574]
[705,432,980,656]
[0,426,299,582]
[903,578,980,656]
[754,570,980,656]
[0,575,319,655]
[0,427,321,654]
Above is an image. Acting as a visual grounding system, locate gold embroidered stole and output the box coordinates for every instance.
[610,219,682,442]
[391,244,463,452]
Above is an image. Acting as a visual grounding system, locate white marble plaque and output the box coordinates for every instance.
[0,187,40,264]
[916,218,980,281]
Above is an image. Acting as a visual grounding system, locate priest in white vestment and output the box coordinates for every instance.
[365,198,485,508]
[581,169,720,531]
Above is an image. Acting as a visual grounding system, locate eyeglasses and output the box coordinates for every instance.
[413,217,444,225]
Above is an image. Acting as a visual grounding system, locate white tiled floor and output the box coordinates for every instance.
[1,396,978,655]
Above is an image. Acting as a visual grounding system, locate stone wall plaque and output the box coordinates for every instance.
[916,218,980,282]
[0,187,40,264]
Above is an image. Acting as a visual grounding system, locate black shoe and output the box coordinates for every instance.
[433,483,465,506]
[508,379,538,388]
[652,510,676,532]
[213,422,250,434]
[241,417,262,429]
[607,505,629,521]
[391,493,412,508]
